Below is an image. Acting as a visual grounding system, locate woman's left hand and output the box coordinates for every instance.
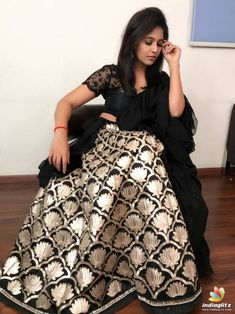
[162,40,181,65]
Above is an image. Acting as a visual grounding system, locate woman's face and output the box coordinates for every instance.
[134,26,164,67]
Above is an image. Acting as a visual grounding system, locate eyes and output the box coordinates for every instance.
[144,39,165,47]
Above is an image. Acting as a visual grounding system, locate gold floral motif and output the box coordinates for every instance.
[182,260,197,281]
[7,280,21,295]
[80,172,89,186]
[45,261,64,280]
[97,193,114,211]
[85,153,95,161]
[104,253,118,272]
[125,214,144,233]
[101,224,117,244]
[143,231,160,254]
[107,151,119,162]
[117,260,133,277]
[126,139,140,151]
[89,247,106,269]
[18,229,31,247]
[163,193,178,211]
[51,283,74,306]
[44,212,63,231]
[23,274,42,295]
[152,212,173,233]
[96,143,104,152]
[146,268,165,290]
[31,203,41,218]
[134,280,147,294]
[83,201,92,216]
[21,252,32,270]
[145,135,157,146]
[91,159,102,168]
[114,231,132,248]
[173,226,188,246]
[32,221,43,238]
[139,150,154,164]
[155,140,164,153]
[70,298,90,314]
[117,156,132,169]
[130,247,146,268]
[159,247,180,269]
[108,135,116,145]
[107,174,123,190]
[34,241,54,262]
[80,233,91,253]
[76,267,94,290]
[87,182,99,197]
[117,138,126,147]
[3,256,20,276]
[57,184,72,199]
[70,217,86,236]
[156,164,167,177]
[130,167,147,182]
[95,166,109,178]
[90,279,106,300]
[43,193,54,207]
[146,180,163,197]
[107,280,122,297]
[63,200,77,217]
[102,148,111,157]
[121,185,139,201]
[112,203,128,221]
[166,282,187,298]
[53,230,74,249]
[90,213,105,236]
[137,198,155,216]
[36,294,51,310]
[66,249,78,269]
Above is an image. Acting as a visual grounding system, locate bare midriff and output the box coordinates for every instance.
[99,112,117,122]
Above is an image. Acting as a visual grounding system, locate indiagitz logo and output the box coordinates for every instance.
[209,286,225,302]
[202,287,232,311]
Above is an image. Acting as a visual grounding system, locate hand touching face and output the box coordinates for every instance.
[162,40,181,65]
[135,27,181,68]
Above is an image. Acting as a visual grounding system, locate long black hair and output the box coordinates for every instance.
[117,7,169,95]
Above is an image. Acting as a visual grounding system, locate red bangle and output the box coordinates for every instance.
[54,126,68,132]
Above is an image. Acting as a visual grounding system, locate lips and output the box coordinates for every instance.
[147,56,156,60]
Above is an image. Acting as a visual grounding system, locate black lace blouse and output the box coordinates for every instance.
[82,64,135,115]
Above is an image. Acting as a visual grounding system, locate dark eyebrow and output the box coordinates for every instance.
[144,36,164,40]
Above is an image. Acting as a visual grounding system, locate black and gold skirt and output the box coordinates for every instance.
[0,123,201,313]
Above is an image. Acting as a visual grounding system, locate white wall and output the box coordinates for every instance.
[0,0,234,175]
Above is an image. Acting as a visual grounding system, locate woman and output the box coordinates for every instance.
[0,7,212,314]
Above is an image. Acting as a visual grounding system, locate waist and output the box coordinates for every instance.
[99,112,117,122]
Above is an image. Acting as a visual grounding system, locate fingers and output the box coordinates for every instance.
[50,153,69,173]
[53,156,62,172]
[162,41,180,53]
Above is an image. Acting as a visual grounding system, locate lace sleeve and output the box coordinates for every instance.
[82,65,113,96]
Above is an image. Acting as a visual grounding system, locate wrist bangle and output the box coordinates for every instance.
[54,126,68,132]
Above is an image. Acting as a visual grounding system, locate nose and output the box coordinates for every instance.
[151,43,158,54]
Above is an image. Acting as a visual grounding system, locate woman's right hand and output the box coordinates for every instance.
[48,130,70,174]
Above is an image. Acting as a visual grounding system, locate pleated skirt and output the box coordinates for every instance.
[0,123,201,314]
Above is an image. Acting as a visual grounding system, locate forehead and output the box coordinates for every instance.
[145,26,164,39]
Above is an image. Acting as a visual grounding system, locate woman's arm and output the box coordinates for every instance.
[162,41,185,117]
[49,84,96,174]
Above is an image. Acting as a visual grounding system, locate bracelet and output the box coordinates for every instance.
[54,125,68,132]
